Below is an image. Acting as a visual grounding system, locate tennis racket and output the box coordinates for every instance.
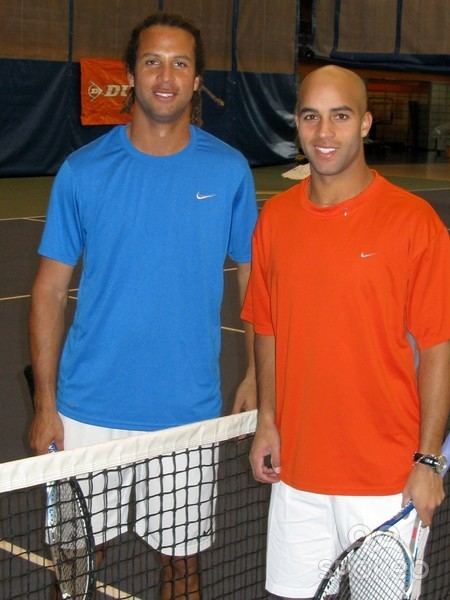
[23,366,96,598]
[46,442,96,599]
[314,434,450,600]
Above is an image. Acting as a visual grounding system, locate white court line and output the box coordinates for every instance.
[0,289,78,303]
[222,326,244,334]
[0,293,31,302]
[410,187,450,192]
[0,539,143,599]
[0,215,46,222]
[223,267,237,272]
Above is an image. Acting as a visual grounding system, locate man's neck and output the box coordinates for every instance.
[127,113,192,156]
[308,164,373,207]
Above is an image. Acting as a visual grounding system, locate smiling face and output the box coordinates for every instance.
[296,67,372,181]
[128,25,200,126]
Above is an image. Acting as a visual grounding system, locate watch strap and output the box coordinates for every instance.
[413,452,445,474]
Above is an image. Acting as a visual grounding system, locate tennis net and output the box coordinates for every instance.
[420,461,450,600]
[0,413,449,599]
[0,410,270,599]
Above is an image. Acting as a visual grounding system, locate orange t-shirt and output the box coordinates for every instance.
[242,172,450,495]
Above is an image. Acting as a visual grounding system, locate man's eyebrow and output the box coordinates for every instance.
[331,105,354,113]
[298,107,318,115]
[140,52,193,61]
[298,105,355,114]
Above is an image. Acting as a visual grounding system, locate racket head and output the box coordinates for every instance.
[315,530,413,599]
[46,475,96,599]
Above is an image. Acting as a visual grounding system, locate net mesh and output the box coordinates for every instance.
[420,475,450,599]
[0,411,270,599]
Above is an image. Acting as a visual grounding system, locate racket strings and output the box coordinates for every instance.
[46,480,93,598]
[319,532,412,599]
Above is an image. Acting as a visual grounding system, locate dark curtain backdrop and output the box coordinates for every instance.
[0,0,299,175]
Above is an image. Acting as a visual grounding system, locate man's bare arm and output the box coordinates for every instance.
[28,257,74,454]
[402,340,450,525]
[249,333,280,483]
[231,262,256,413]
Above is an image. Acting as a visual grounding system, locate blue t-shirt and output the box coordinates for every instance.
[39,125,257,430]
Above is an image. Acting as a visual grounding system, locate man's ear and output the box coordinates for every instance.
[361,111,373,138]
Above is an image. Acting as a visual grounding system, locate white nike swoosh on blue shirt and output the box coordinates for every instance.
[196,192,217,200]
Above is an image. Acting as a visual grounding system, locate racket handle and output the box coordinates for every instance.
[48,442,58,453]
[378,500,414,531]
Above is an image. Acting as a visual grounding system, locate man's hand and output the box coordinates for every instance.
[231,372,257,413]
[29,405,64,455]
[250,420,281,484]
[402,463,445,526]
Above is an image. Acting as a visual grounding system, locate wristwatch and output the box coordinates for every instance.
[413,452,448,475]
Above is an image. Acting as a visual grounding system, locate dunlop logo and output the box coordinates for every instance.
[88,81,131,101]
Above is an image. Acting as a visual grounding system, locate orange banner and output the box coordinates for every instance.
[80,58,132,126]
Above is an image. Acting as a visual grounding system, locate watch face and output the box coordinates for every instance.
[437,455,448,475]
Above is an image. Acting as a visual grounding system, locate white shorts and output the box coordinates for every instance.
[61,415,217,556]
[266,481,416,599]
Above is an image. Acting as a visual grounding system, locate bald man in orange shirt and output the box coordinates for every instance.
[242,66,450,599]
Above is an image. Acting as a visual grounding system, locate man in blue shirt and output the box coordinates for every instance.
[28,12,257,599]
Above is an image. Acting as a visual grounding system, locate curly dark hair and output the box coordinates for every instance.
[122,12,204,124]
